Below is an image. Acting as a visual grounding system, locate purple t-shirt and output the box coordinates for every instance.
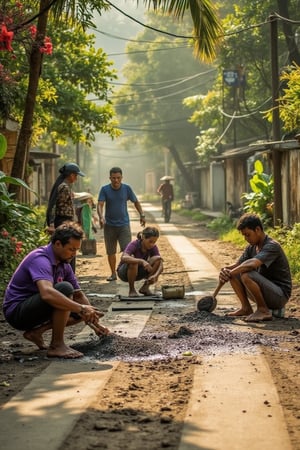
[3,243,80,318]
[117,239,160,270]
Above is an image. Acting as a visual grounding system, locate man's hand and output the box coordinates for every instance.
[98,217,105,229]
[219,267,231,283]
[140,215,146,227]
[87,321,110,337]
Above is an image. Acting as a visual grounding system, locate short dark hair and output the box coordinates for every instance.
[110,167,122,175]
[237,213,263,231]
[51,222,84,245]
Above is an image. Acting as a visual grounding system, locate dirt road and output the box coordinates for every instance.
[0,205,299,449]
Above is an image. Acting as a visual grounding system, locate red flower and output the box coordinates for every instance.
[29,25,37,38]
[0,24,14,52]
[40,36,53,55]
[1,230,9,238]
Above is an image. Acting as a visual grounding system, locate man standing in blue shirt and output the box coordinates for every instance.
[97,167,146,281]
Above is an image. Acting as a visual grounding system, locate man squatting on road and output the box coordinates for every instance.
[3,222,109,359]
[219,213,292,322]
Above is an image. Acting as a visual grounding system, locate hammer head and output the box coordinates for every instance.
[197,295,217,312]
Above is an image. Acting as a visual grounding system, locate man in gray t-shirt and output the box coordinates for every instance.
[219,213,291,322]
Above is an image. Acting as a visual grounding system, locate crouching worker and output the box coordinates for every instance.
[219,213,292,322]
[117,226,163,297]
[3,222,109,359]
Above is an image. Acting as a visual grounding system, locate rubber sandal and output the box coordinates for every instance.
[106,274,117,281]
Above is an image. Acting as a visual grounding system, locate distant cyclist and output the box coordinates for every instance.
[157,177,174,223]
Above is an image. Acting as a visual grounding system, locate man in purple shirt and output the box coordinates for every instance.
[3,222,109,358]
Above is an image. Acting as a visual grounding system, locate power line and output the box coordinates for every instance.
[107,45,190,56]
[107,68,216,87]
[96,29,187,45]
[104,0,195,40]
[108,70,215,98]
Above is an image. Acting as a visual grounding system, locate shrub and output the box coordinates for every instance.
[0,172,48,296]
[241,160,274,225]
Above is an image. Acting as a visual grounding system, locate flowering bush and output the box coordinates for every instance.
[0,229,24,284]
[0,1,52,120]
[0,171,49,296]
[0,3,53,55]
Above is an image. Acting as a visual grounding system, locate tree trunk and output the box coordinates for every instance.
[9,0,50,198]
[167,144,195,192]
[277,0,300,65]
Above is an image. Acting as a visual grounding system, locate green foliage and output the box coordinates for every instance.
[207,214,235,236]
[268,223,300,283]
[0,172,48,296]
[241,160,274,225]
[114,10,214,167]
[277,63,300,133]
[221,227,245,248]
[185,0,300,159]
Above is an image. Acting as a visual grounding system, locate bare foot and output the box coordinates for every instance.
[139,284,152,296]
[139,289,152,296]
[129,290,141,297]
[244,310,272,322]
[23,330,47,350]
[226,308,253,317]
[47,344,83,359]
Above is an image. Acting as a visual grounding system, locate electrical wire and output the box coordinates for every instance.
[219,97,272,119]
[108,70,215,99]
[107,68,216,87]
[215,112,236,145]
[104,0,196,39]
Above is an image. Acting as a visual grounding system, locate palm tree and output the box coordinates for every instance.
[10,0,222,197]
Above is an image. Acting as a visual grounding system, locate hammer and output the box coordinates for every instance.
[197,280,225,312]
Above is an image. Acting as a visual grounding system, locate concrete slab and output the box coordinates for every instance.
[0,360,117,450]
[0,306,152,450]
[179,353,292,450]
[110,300,154,311]
[117,294,161,301]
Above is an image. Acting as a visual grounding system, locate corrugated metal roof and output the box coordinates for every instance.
[213,139,299,160]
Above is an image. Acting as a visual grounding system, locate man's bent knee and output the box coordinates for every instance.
[54,281,74,298]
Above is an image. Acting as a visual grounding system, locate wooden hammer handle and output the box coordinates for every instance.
[213,280,226,298]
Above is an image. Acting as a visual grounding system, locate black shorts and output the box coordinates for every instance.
[117,263,148,282]
[5,281,74,331]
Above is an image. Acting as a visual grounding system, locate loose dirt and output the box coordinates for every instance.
[0,210,299,449]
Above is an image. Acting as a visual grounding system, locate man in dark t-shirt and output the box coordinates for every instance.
[219,213,292,322]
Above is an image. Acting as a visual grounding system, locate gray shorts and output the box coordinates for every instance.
[246,271,289,309]
[5,282,75,331]
[104,224,131,255]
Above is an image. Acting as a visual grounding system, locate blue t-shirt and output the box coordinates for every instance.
[98,183,137,226]
[3,244,80,318]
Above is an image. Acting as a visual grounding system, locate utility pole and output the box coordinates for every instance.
[270,15,283,224]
